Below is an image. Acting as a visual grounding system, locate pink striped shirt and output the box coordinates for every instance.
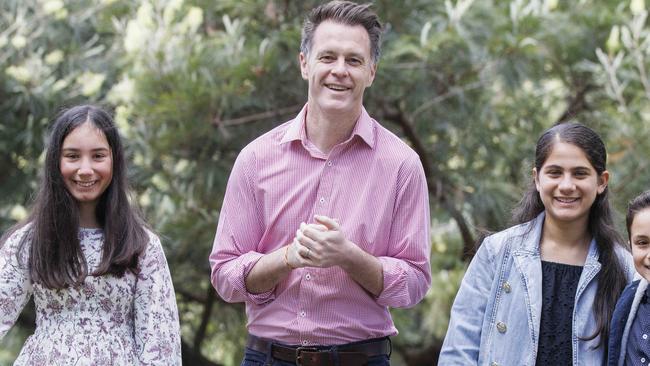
[209,105,431,346]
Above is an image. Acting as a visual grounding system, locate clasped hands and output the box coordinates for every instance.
[285,214,353,269]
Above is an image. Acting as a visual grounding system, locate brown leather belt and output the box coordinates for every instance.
[246,334,391,366]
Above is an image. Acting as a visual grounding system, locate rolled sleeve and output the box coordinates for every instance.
[209,148,273,304]
[211,251,275,305]
[376,255,430,308]
[376,154,431,308]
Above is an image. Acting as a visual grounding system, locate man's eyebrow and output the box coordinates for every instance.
[315,50,366,59]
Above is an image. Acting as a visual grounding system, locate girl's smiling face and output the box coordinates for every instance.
[59,122,113,211]
[631,208,650,281]
[533,141,609,227]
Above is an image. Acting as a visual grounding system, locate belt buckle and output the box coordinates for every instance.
[295,346,320,366]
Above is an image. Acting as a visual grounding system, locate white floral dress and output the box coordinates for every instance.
[0,226,182,365]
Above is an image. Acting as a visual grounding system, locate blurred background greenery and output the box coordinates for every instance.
[2,0,650,364]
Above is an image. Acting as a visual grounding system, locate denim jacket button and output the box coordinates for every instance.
[496,321,507,333]
[502,282,511,293]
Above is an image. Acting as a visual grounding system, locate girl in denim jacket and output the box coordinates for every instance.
[440,123,634,366]
[608,191,650,365]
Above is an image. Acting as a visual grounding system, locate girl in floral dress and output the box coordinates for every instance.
[0,105,181,365]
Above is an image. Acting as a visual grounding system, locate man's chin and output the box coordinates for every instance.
[313,101,360,116]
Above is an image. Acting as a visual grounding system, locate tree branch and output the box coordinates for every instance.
[181,339,223,366]
[193,285,216,353]
[410,80,485,121]
[378,99,475,260]
[554,82,594,124]
[175,285,243,310]
[213,104,303,127]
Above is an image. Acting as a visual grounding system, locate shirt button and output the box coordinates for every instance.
[327,161,332,167]
[300,311,306,317]
[490,362,499,366]
[644,334,648,340]
[642,357,646,363]
[305,274,312,280]
[319,197,325,204]
[302,340,309,346]
[496,322,507,333]
[502,282,511,293]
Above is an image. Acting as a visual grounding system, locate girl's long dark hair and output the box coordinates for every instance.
[511,122,627,351]
[1,105,148,289]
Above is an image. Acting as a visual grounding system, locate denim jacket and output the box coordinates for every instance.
[439,212,634,366]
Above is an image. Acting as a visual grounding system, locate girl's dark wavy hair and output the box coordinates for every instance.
[1,105,148,288]
[511,122,627,352]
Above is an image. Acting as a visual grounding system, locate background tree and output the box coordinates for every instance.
[2,0,650,365]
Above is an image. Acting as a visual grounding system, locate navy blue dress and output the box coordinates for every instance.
[535,261,583,365]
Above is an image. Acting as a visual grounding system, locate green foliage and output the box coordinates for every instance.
[3,0,650,365]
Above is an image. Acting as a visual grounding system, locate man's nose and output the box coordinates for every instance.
[331,57,348,76]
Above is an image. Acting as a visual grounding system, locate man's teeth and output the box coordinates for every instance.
[327,84,347,91]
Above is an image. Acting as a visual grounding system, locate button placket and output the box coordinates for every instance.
[312,155,334,217]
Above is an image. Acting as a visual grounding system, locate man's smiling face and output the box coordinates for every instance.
[300,20,376,118]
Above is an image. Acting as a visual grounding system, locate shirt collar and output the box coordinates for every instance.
[280,104,376,149]
[279,105,307,144]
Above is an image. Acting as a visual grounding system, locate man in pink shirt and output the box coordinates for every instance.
[209,1,431,365]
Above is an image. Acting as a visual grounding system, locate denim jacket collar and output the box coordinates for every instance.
[513,211,601,268]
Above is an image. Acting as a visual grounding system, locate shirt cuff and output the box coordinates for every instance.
[375,256,425,308]
[217,251,276,305]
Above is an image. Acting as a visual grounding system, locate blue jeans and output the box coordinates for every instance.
[241,347,391,366]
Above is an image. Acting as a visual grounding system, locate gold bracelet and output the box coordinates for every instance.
[284,246,297,270]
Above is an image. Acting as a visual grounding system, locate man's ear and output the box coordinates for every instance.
[366,62,377,87]
[299,52,308,80]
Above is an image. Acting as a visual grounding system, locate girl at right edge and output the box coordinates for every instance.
[608,190,650,365]
[439,122,635,365]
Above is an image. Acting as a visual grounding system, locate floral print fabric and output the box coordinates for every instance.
[0,226,182,365]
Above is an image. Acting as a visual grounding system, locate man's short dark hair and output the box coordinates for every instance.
[300,1,382,64]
